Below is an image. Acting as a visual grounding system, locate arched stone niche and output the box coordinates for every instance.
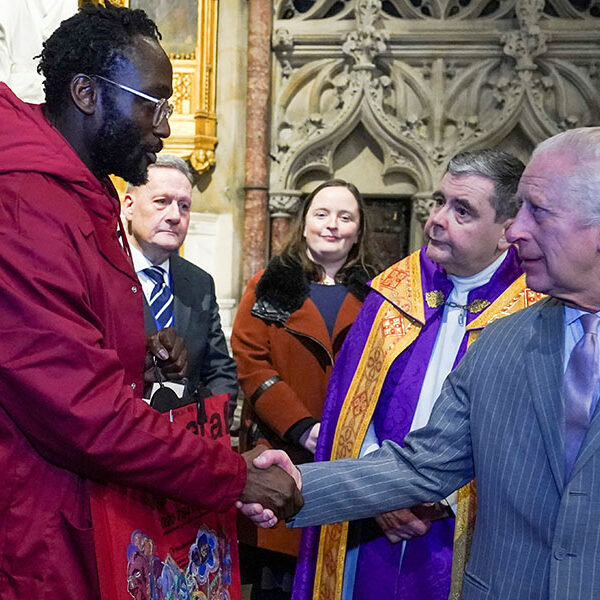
[267,0,600,260]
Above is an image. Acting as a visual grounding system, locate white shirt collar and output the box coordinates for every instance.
[129,243,170,276]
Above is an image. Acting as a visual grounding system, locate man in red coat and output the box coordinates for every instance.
[0,3,301,598]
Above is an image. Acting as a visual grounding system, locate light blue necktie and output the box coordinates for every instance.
[564,313,600,477]
[143,266,174,330]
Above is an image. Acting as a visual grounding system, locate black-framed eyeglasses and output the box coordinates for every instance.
[93,74,173,127]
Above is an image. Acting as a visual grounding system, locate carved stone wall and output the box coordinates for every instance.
[268,0,600,252]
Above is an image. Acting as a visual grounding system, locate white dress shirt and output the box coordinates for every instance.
[129,244,171,305]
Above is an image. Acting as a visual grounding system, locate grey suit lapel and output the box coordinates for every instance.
[526,298,565,492]
[170,255,192,334]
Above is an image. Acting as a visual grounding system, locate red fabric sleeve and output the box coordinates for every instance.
[0,183,246,512]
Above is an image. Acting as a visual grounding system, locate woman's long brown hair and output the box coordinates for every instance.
[278,179,379,282]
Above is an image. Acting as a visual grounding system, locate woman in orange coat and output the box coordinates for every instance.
[232,179,378,599]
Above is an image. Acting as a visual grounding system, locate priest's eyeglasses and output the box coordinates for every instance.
[93,75,173,127]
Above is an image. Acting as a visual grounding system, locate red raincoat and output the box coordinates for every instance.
[0,84,246,599]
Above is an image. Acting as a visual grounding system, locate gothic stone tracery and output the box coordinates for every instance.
[268,0,600,250]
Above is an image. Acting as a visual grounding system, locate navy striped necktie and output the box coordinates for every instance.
[143,266,174,329]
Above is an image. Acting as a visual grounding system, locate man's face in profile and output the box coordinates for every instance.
[91,96,149,185]
[507,150,600,304]
[90,36,172,185]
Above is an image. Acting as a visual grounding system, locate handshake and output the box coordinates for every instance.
[237,446,303,527]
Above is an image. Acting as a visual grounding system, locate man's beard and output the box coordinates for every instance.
[90,95,160,186]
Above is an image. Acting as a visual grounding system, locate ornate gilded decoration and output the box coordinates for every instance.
[170,0,219,174]
[425,290,491,325]
[465,299,492,313]
[425,291,491,315]
[468,279,546,331]
[425,290,444,309]
[83,1,129,8]
[171,72,193,114]
[189,149,216,173]
[84,0,219,174]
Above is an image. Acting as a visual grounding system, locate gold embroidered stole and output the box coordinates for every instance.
[313,252,424,600]
[312,253,544,600]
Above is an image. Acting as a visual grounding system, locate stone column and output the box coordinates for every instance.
[270,215,291,256]
[242,0,272,284]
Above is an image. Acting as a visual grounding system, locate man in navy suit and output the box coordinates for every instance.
[122,153,238,412]
[243,127,600,600]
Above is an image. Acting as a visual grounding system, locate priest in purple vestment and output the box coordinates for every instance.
[292,149,529,600]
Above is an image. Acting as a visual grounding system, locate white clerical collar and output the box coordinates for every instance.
[129,243,170,276]
[448,250,508,295]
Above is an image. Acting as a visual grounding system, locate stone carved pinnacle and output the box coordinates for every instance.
[356,0,383,28]
[342,0,388,70]
[501,0,547,74]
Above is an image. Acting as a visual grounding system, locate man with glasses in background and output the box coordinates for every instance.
[0,3,301,599]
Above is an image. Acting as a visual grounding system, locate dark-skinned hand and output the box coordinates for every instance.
[240,445,304,522]
[144,327,188,383]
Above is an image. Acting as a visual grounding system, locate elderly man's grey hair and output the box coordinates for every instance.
[125,154,194,193]
[446,149,525,222]
[530,127,600,226]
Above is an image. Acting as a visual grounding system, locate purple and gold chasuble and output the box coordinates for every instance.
[293,246,543,600]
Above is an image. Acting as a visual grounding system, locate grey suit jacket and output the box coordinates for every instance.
[295,297,600,600]
[144,254,238,406]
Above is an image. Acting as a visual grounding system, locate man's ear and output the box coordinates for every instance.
[69,74,97,116]
[122,194,135,222]
[497,217,515,252]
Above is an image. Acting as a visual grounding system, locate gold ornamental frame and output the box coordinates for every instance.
[83,0,218,173]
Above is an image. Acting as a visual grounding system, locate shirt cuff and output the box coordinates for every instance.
[285,416,319,446]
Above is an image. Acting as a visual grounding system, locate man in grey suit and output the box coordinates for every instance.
[242,127,600,599]
[123,154,238,413]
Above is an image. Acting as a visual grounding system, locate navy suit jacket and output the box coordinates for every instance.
[143,254,238,406]
[295,297,600,600]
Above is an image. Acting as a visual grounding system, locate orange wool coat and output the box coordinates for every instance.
[232,258,368,554]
